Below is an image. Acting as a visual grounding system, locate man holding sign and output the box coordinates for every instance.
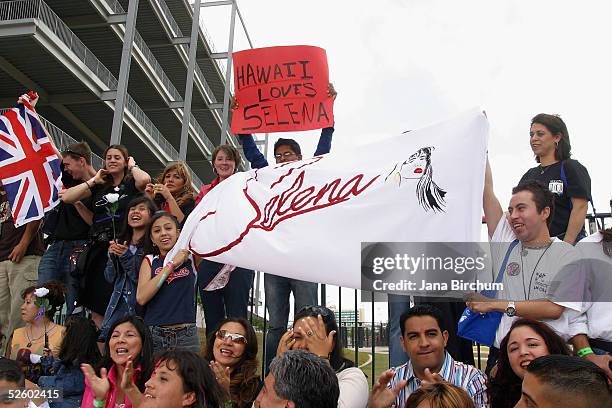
[231,45,337,372]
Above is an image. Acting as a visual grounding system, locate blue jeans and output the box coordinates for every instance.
[264,274,318,371]
[38,239,86,315]
[197,260,255,335]
[149,324,200,355]
[388,294,411,367]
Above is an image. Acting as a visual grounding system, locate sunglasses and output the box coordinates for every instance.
[63,149,86,159]
[216,329,247,345]
[297,305,332,317]
[274,151,297,160]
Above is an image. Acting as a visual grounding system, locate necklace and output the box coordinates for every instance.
[521,239,553,256]
[25,322,52,348]
[519,243,552,300]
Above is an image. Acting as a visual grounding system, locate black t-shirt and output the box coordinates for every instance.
[519,159,591,238]
[87,178,140,242]
[49,166,92,240]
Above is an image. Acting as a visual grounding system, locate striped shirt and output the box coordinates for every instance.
[388,351,490,408]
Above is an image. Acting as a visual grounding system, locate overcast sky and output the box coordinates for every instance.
[201,0,611,321]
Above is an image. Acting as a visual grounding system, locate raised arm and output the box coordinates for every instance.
[127,157,151,191]
[238,134,268,169]
[60,168,107,204]
[483,158,503,238]
[136,250,189,305]
[313,83,337,156]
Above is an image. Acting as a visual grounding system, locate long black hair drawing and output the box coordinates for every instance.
[385,146,447,212]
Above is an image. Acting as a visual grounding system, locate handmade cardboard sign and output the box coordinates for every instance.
[231,45,333,134]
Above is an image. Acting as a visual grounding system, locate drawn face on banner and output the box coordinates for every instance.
[385,147,447,212]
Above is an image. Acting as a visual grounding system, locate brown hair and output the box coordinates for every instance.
[22,281,66,321]
[157,161,196,207]
[204,318,259,407]
[488,318,570,408]
[530,113,572,163]
[211,144,241,175]
[62,141,92,165]
[406,382,476,408]
[103,144,131,185]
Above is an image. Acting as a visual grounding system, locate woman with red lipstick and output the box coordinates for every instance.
[519,114,591,244]
[204,318,260,408]
[487,318,569,408]
[80,315,154,408]
[146,161,196,224]
[195,145,255,337]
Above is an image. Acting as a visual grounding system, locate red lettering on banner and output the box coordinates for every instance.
[191,158,379,258]
[231,46,333,133]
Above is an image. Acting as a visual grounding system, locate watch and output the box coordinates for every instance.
[505,301,516,317]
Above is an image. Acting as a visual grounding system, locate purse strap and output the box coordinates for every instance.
[483,239,519,298]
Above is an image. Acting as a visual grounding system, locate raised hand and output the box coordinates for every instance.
[153,183,172,200]
[276,329,295,357]
[81,364,110,401]
[294,315,335,359]
[109,240,129,257]
[210,360,231,393]
[368,369,407,408]
[172,249,190,267]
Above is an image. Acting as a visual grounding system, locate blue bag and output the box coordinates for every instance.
[457,239,519,346]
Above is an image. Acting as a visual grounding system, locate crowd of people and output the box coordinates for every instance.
[0,89,610,408]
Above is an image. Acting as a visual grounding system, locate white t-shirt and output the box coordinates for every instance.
[337,367,369,408]
[564,232,612,342]
[490,217,583,347]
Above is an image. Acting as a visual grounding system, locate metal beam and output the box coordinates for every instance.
[209,52,227,60]
[106,14,128,24]
[220,0,237,145]
[0,57,49,100]
[109,0,139,145]
[61,14,106,28]
[201,0,233,7]
[179,0,202,160]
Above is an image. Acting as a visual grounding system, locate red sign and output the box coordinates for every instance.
[231,45,334,134]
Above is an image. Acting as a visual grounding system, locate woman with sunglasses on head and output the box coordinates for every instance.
[518,114,592,244]
[204,318,261,408]
[276,305,369,408]
[194,145,254,337]
[145,161,196,225]
[60,145,151,329]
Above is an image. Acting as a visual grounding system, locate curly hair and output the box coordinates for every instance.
[156,161,196,207]
[488,318,570,408]
[204,318,260,407]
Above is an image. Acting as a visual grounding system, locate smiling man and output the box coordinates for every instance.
[387,305,489,408]
[471,159,584,373]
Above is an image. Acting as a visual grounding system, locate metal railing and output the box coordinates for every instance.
[0,0,204,188]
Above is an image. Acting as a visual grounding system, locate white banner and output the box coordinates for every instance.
[170,109,489,289]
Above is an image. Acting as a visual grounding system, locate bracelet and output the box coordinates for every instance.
[577,347,594,358]
[93,399,106,408]
[166,261,175,271]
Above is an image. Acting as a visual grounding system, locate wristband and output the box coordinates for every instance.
[577,347,594,358]
[93,399,106,408]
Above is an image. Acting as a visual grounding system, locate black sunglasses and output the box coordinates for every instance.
[63,149,86,159]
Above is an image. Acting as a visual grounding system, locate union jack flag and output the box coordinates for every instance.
[0,97,61,227]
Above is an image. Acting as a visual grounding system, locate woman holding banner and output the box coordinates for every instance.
[195,145,255,335]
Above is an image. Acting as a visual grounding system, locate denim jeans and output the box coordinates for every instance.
[38,239,86,315]
[264,274,318,372]
[197,260,255,335]
[388,294,411,367]
[149,324,200,355]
